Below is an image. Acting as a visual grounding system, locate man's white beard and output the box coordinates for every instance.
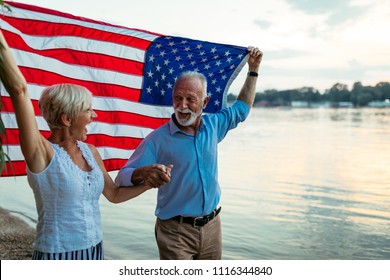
[174,107,202,127]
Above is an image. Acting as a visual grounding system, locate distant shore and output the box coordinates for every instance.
[0,207,35,260]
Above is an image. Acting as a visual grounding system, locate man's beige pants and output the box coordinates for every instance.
[155,215,222,260]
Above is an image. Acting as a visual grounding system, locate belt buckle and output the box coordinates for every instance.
[193,216,206,228]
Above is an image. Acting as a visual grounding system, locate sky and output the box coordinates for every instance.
[7,0,390,94]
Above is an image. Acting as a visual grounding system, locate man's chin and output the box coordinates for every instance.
[177,119,191,126]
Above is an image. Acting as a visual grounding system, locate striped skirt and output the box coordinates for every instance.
[32,241,104,260]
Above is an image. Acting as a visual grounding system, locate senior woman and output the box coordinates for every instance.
[0,30,172,260]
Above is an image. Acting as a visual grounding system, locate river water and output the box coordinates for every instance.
[1,107,389,259]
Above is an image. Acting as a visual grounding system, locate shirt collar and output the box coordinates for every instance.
[168,116,181,135]
[168,114,204,135]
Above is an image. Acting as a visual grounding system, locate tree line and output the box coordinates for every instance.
[228,81,390,107]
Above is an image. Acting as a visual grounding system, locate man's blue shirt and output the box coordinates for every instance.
[115,100,250,219]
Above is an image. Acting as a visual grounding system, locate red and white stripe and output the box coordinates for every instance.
[0,1,173,176]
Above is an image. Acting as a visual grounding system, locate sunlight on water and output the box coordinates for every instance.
[218,107,390,259]
[1,108,390,259]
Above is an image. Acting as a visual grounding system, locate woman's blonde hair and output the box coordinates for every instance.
[38,84,92,129]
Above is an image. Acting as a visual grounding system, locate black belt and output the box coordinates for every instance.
[171,207,221,227]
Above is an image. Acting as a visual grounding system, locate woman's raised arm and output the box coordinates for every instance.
[0,30,51,171]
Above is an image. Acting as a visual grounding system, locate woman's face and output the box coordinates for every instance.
[69,106,97,141]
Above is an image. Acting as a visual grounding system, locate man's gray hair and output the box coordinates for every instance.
[173,71,208,100]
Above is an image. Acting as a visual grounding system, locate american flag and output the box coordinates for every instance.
[0,1,248,176]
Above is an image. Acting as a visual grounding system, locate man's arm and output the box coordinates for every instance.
[114,140,172,188]
[115,162,172,188]
[237,46,263,108]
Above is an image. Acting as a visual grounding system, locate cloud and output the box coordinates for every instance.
[288,0,352,13]
[287,0,369,26]
[264,49,308,59]
[254,19,272,29]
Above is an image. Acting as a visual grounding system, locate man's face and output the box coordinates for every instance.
[173,77,205,127]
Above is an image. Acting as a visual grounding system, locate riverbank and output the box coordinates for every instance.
[0,207,35,260]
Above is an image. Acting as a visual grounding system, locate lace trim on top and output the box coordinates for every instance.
[51,141,101,184]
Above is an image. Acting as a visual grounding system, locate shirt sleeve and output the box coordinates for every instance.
[214,99,250,142]
[114,163,136,187]
[114,137,156,187]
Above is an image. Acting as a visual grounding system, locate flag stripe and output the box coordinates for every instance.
[1,85,174,118]
[1,97,170,129]
[14,49,143,89]
[4,2,160,41]
[2,113,156,138]
[1,16,155,51]
[19,67,142,101]
[1,29,145,75]
[3,145,135,162]
[3,129,144,151]
[1,158,130,176]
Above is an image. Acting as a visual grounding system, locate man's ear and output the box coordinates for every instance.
[60,114,72,127]
[203,96,210,109]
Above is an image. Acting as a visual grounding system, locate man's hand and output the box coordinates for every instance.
[247,46,263,72]
[132,164,173,188]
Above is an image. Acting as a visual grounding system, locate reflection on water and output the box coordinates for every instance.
[219,107,390,259]
[1,107,390,259]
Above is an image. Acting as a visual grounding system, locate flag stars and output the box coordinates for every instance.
[141,36,247,113]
